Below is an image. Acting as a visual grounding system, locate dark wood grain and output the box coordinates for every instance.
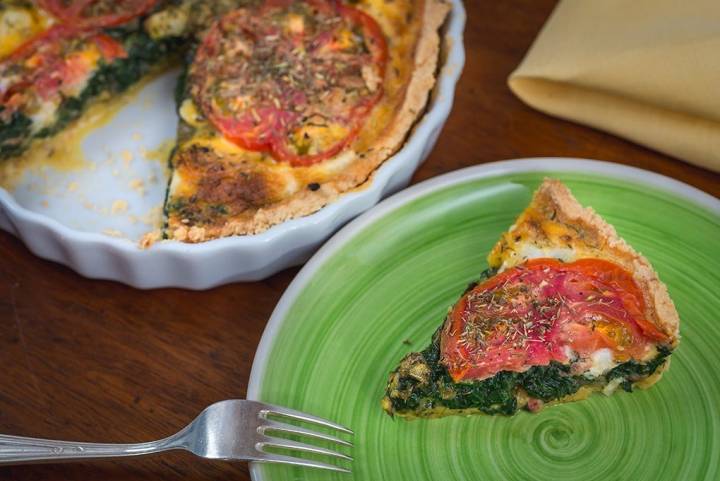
[0,2,718,480]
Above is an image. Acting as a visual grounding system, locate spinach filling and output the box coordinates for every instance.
[606,344,672,392]
[0,109,32,159]
[0,30,184,160]
[383,270,673,417]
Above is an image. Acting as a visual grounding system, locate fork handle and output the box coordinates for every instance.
[0,434,180,465]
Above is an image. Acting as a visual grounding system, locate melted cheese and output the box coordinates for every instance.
[602,377,624,396]
[500,244,575,272]
[182,133,264,161]
[179,98,205,128]
[291,122,350,155]
[0,4,51,59]
[167,168,186,197]
[315,149,356,174]
[28,98,58,132]
[586,348,617,378]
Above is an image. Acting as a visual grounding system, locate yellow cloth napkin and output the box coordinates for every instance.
[508,0,720,173]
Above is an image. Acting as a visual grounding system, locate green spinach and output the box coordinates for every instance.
[383,270,673,416]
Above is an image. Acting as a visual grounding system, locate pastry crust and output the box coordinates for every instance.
[488,179,680,347]
[167,0,452,242]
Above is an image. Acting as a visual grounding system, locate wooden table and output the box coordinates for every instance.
[1,2,718,480]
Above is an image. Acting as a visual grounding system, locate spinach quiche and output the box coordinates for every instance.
[383,179,680,418]
[144,0,450,242]
[1,0,450,244]
[0,0,177,160]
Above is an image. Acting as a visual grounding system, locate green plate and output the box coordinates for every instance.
[248,159,720,481]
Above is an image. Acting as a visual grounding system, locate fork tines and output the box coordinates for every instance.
[255,404,354,473]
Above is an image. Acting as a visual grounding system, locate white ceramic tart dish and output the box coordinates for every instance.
[0,0,466,289]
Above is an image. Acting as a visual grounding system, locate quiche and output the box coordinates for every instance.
[144,0,451,242]
[0,0,178,160]
[382,179,680,418]
[0,0,450,243]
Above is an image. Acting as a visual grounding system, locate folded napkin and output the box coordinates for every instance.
[509,0,720,173]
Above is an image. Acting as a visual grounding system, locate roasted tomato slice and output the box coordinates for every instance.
[0,25,126,121]
[190,0,388,166]
[440,258,670,382]
[37,0,158,28]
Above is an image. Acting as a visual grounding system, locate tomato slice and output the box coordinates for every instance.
[38,0,158,28]
[212,106,281,153]
[440,258,670,382]
[0,25,126,120]
[190,0,388,166]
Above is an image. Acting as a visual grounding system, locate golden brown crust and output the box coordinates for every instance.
[167,0,452,242]
[488,178,680,347]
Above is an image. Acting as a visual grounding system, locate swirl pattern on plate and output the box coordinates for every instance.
[253,172,720,481]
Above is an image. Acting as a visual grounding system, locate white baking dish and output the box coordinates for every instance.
[0,0,466,289]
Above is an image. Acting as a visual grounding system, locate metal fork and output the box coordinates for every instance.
[0,399,353,473]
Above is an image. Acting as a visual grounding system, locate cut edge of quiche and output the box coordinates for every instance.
[382,179,680,418]
[157,0,452,244]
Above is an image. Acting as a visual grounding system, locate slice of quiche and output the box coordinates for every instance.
[0,0,179,160]
[382,179,680,418]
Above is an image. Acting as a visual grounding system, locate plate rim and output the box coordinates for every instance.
[0,0,467,288]
[246,156,720,479]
